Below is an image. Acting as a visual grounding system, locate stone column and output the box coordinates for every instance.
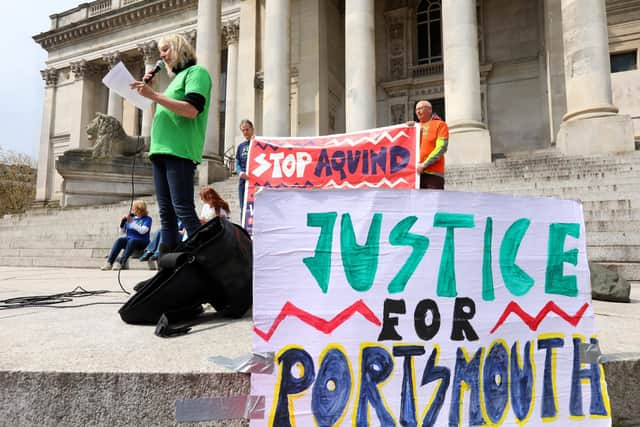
[223,19,240,160]
[544,0,567,144]
[345,0,376,132]
[557,0,634,154]
[263,0,291,136]
[69,60,100,150]
[237,0,258,132]
[102,51,123,122]
[137,41,158,137]
[441,0,491,164]
[297,0,329,136]
[34,69,58,205]
[196,0,228,184]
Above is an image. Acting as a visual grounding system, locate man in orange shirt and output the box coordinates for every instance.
[414,100,449,189]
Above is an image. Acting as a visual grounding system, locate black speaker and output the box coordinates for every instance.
[119,217,252,325]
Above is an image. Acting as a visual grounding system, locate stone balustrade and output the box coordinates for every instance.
[411,62,444,78]
[51,0,147,28]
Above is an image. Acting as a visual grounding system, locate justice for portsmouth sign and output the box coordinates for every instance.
[251,189,610,427]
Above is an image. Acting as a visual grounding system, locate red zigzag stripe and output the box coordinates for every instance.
[254,299,381,342]
[490,300,590,334]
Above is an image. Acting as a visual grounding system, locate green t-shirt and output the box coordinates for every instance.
[150,64,212,163]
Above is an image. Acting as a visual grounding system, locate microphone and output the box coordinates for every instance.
[143,60,165,83]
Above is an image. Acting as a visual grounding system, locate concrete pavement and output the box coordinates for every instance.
[0,266,638,426]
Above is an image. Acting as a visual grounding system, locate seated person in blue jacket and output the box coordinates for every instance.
[101,200,152,271]
[138,220,186,262]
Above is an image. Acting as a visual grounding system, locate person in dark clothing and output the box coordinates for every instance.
[235,119,253,221]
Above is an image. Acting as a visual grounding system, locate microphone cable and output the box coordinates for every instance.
[0,286,127,310]
[115,135,147,296]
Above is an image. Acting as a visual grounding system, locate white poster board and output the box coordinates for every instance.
[251,189,610,426]
[101,61,152,111]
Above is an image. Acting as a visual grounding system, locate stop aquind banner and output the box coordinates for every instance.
[250,188,610,427]
[241,125,419,233]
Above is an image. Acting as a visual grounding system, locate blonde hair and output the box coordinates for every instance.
[132,200,148,217]
[158,34,197,71]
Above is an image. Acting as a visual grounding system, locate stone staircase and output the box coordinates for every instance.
[0,176,241,270]
[1,150,639,281]
[446,149,640,282]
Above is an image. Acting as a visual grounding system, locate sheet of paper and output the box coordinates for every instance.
[101,61,152,111]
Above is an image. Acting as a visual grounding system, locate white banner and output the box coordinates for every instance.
[251,189,610,426]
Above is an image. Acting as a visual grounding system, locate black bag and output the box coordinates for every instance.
[119,217,252,325]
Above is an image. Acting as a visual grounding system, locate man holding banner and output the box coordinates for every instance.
[414,100,449,190]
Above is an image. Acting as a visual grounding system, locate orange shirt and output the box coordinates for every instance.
[419,119,449,176]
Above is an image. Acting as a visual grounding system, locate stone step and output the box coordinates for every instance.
[587,231,640,246]
[587,245,640,263]
[586,220,640,232]
[0,247,95,258]
[583,207,640,221]
[449,182,640,196]
[449,164,640,176]
[582,199,634,210]
[449,151,640,172]
[449,166,640,183]
[0,255,157,271]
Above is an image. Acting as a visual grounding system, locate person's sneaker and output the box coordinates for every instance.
[100,262,112,271]
[138,251,152,262]
[149,253,158,261]
[113,262,126,271]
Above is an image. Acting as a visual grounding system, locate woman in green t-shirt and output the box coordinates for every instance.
[130,34,212,256]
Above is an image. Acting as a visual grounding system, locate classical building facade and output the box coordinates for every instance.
[33,0,640,205]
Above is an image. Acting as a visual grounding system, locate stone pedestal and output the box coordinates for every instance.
[557,0,635,155]
[197,156,229,187]
[446,123,492,165]
[557,115,635,155]
[56,150,154,207]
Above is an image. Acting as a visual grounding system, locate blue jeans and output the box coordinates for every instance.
[144,231,161,255]
[108,237,147,265]
[238,179,246,221]
[144,229,181,256]
[151,154,200,249]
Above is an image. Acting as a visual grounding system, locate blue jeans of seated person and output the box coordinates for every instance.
[107,237,148,265]
[151,154,201,250]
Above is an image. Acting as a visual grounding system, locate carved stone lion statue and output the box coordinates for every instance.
[88,113,149,158]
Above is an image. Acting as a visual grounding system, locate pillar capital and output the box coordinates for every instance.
[181,29,197,49]
[102,51,121,69]
[136,40,158,64]
[223,19,240,46]
[40,68,58,88]
[70,60,102,80]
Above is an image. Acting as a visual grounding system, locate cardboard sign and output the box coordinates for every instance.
[250,189,610,427]
[242,125,419,233]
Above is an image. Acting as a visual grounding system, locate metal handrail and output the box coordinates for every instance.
[224,145,236,173]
